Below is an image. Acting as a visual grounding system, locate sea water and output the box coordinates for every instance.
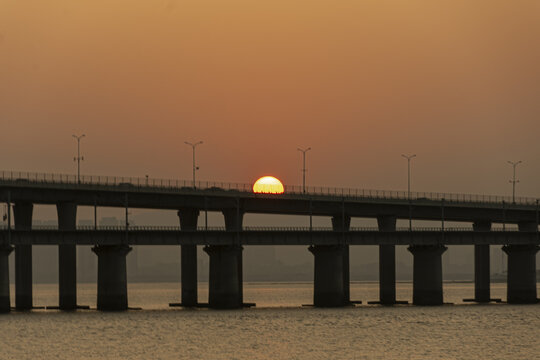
[1,282,539,359]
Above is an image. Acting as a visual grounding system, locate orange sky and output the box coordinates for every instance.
[1,0,539,197]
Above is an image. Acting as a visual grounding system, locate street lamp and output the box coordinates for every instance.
[72,134,85,183]
[297,147,311,193]
[401,154,416,199]
[185,141,203,188]
[508,160,522,204]
[401,154,416,230]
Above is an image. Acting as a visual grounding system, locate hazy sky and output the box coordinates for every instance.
[1,0,539,197]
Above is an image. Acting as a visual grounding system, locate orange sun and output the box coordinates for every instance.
[253,176,285,194]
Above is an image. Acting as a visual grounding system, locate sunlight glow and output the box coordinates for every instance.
[253,176,285,194]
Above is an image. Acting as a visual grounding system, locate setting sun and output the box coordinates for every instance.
[253,176,285,194]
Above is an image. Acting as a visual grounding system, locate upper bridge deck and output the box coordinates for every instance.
[0,170,538,224]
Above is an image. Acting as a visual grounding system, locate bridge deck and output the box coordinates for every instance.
[1,229,538,246]
[1,170,539,223]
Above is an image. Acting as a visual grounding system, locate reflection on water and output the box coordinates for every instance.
[2,282,540,360]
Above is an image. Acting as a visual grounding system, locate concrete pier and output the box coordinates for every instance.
[92,245,132,311]
[503,244,539,304]
[309,245,346,307]
[223,208,244,305]
[408,245,447,305]
[0,245,13,313]
[57,202,78,310]
[178,208,199,307]
[470,221,492,302]
[503,221,539,304]
[204,245,243,309]
[14,202,33,310]
[377,216,397,305]
[331,214,351,304]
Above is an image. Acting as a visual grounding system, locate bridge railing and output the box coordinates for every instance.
[1,169,538,206]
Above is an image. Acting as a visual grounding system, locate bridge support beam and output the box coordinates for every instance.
[178,208,199,307]
[377,216,397,305]
[0,245,14,313]
[57,202,78,310]
[14,202,33,310]
[472,221,492,303]
[408,245,447,305]
[331,214,351,304]
[204,245,243,309]
[309,245,346,307]
[92,245,132,311]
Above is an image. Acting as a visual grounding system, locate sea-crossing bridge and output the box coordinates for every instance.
[0,170,538,311]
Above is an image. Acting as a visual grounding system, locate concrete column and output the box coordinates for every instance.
[92,245,132,311]
[309,245,346,307]
[0,246,14,313]
[57,202,77,310]
[204,245,243,309]
[177,208,199,307]
[472,221,491,302]
[222,208,244,305]
[377,216,397,305]
[408,245,447,305]
[503,221,539,304]
[503,244,539,304]
[331,214,351,304]
[14,202,33,310]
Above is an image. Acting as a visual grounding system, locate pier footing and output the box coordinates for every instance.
[503,244,539,304]
[309,245,347,307]
[408,245,447,305]
[92,245,132,311]
[204,245,243,309]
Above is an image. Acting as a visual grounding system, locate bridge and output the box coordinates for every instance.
[0,170,539,311]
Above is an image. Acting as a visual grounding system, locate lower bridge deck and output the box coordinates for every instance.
[1,229,538,246]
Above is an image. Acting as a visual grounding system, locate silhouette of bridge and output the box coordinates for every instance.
[0,170,538,311]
